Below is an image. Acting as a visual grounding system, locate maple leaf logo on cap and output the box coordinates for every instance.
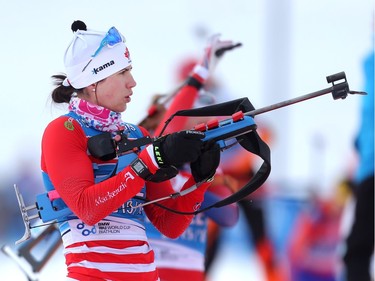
[124,47,130,60]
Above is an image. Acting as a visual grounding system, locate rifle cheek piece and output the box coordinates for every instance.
[87,132,117,161]
[88,131,154,161]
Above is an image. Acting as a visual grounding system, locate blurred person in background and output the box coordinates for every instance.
[140,35,242,281]
[207,122,288,281]
[342,36,374,281]
[40,20,221,281]
[167,51,284,281]
[287,180,353,281]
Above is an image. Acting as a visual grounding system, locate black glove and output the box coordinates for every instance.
[153,130,205,167]
[190,142,220,182]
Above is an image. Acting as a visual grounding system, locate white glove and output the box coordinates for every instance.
[192,34,241,82]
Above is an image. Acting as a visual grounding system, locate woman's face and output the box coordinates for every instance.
[94,66,136,112]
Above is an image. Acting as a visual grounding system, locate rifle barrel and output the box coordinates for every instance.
[245,86,334,117]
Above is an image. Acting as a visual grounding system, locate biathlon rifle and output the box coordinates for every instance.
[3,71,365,280]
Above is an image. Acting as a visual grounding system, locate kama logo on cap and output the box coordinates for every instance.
[92,60,115,75]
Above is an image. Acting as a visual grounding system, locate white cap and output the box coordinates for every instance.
[63,27,131,89]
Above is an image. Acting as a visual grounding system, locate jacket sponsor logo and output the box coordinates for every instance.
[95,173,133,206]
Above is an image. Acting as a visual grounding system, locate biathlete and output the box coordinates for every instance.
[41,20,220,281]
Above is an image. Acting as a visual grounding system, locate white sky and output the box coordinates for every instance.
[0,0,373,196]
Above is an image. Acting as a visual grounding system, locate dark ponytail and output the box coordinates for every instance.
[51,74,77,103]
